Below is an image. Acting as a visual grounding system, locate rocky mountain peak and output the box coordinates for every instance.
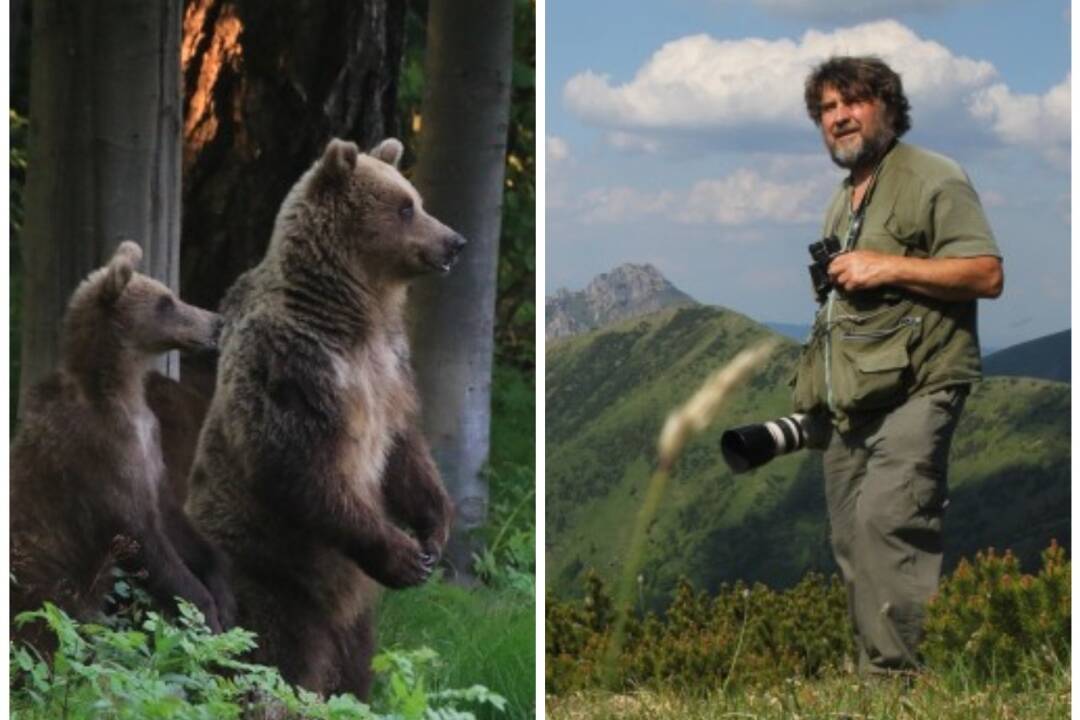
[546,263,696,339]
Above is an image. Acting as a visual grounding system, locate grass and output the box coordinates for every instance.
[378,575,535,719]
[373,359,537,719]
[546,665,1071,720]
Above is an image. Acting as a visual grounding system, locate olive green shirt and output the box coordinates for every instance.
[796,141,1002,429]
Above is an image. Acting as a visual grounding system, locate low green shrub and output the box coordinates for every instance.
[547,543,1070,696]
[546,571,851,695]
[923,541,1070,685]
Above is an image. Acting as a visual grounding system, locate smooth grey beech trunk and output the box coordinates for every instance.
[410,0,514,580]
[20,0,183,406]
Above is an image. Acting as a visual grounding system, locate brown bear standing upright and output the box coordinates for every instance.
[11,242,235,652]
[186,138,461,697]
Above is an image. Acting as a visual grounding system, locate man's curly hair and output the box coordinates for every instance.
[804,56,912,138]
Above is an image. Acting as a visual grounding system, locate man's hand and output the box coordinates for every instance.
[827,250,895,292]
[827,250,1003,301]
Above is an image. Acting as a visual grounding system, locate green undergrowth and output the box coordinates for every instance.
[475,361,536,594]
[9,366,537,720]
[11,597,507,720]
[379,578,535,720]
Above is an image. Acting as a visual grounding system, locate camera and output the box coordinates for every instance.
[808,235,843,300]
[721,413,823,474]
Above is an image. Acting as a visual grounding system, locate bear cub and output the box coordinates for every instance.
[187,138,462,697]
[11,241,235,651]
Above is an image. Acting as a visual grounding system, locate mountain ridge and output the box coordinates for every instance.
[982,329,1069,383]
[546,303,1070,608]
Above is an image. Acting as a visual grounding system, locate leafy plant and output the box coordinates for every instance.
[474,362,536,595]
[474,463,535,594]
[11,596,507,719]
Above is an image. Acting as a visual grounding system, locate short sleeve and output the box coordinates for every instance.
[928,178,1002,259]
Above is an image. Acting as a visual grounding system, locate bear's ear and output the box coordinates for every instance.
[102,240,142,304]
[370,138,404,168]
[320,138,360,181]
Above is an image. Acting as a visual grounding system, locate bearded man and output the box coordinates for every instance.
[793,56,1003,674]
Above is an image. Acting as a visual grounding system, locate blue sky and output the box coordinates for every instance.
[546,0,1070,349]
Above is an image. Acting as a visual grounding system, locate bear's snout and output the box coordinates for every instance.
[177,308,225,355]
[208,316,226,350]
[439,233,467,273]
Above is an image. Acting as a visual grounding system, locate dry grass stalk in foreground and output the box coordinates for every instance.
[657,340,779,472]
[602,340,780,684]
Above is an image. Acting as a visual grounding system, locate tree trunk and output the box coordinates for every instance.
[410,0,514,580]
[179,0,405,317]
[20,0,183,405]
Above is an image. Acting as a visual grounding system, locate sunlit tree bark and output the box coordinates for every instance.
[179,0,405,315]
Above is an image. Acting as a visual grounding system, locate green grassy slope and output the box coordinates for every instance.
[546,305,1070,608]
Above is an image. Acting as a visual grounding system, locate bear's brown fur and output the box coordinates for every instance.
[10,242,235,652]
[186,138,461,697]
[145,371,212,508]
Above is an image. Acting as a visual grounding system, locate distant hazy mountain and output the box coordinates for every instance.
[546,263,696,339]
[546,304,1070,608]
[983,329,1070,383]
[764,322,812,342]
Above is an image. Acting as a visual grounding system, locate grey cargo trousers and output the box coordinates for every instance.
[822,387,967,674]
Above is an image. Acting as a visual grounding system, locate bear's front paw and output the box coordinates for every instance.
[209,582,237,630]
[193,592,223,633]
[420,537,444,565]
[206,607,224,634]
[365,538,437,589]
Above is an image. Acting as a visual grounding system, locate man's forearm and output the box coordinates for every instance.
[828,251,1003,301]
[886,255,1004,300]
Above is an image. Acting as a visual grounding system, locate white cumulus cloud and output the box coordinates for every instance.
[574,165,833,227]
[967,74,1070,166]
[580,186,675,225]
[565,20,1069,167]
[678,169,824,225]
[607,131,661,154]
[547,135,570,163]
[564,20,995,134]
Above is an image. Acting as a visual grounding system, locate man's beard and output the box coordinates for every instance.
[829,127,895,171]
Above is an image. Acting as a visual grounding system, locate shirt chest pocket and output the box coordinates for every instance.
[856,192,927,257]
[855,212,924,257]
[883,210,929,258]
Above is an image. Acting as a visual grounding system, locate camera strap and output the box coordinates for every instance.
[840,138,895,250]
[821,141,895,413]
[824,155,884,412]
[842,175,875,251]
[844,205,866,250]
